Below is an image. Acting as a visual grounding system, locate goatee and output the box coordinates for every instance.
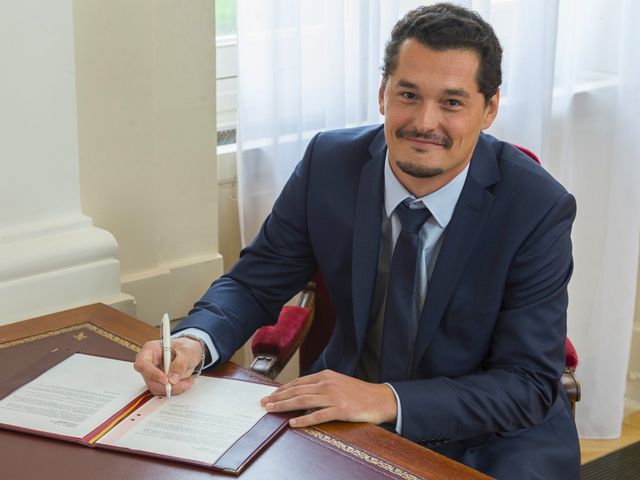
[395,160,444,178]
[395,128,451,178]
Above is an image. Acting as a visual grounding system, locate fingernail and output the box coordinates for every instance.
[265,403,273,411]
[289,419,297,427]
[169,374,180,384]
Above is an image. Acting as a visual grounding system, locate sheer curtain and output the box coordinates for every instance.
[236,0,639,438]
[237,0,382,243]
[486,0,640,439]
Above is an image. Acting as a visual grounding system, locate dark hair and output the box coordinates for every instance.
[382,3,502,103]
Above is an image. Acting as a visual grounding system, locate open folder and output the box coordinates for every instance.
[0,350,292,474]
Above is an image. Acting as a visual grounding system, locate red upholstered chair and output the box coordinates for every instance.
[250,273,335,377]
[250,144,581,414]
[562,337,581,414]
[250,281,318,377]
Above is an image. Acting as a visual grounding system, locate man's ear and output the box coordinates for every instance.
[378,82,386,115]
[482,88,500,129]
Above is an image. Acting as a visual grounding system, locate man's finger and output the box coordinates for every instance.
[147,380,169,396]
[266,371,330,402]
[135,364,167,385]
[261,383,322,407]
[134,341,160,366]
[134,341,167,385]
[167,353,196,383]
[165,337,204,382]
[289,407,339,428]
[274,371,325,393]
[147,376,196,397]
[169,377,196,395]
[265,393,329,413]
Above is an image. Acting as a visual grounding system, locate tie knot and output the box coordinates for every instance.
[396,201,431,234]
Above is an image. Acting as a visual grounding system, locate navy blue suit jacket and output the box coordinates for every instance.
[177,125,580,479]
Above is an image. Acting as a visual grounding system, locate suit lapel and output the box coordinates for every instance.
[351,130,386,352]
[412,134,501,372]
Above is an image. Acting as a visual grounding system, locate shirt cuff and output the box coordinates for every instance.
[172,327,219,369]
[384,382,402,435]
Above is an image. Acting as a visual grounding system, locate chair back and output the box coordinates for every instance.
[300,273,337,372]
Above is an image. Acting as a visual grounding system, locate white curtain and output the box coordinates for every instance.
[486,0,640,439]
[237,0,383,244]
[236,0,640,438]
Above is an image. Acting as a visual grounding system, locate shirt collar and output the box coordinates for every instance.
[384,151,469,229]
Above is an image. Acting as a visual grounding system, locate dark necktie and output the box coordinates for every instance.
[379,201,431,382]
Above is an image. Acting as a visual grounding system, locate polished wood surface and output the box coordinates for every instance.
[0,303,157,347]
[0,304,491,480]
[580,410,640,464]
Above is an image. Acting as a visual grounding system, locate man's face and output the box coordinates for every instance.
[379,39,499,195]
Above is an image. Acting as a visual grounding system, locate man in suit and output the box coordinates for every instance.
[135,3,580,478]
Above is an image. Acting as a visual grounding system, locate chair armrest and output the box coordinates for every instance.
[250,283,316,379]
[562,337,580,416]
[565,337,579,370]
[561,368,581,416]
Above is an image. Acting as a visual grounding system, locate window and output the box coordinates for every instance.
[215,0,236,37]
[216,0,237,145]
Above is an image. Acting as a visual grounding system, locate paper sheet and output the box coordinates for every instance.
[0,353,147,438]
[97,376,277,464]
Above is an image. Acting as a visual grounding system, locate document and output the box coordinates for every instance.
[0,352,288,474]
[0,354,146,438]
[98,377,277,464]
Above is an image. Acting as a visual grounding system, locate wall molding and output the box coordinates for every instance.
[0,218,134,325]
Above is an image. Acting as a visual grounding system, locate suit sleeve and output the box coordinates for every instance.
[391,191,576,445]
[173,134,321,363]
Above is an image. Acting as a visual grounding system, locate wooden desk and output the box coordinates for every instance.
[0,304,491,480]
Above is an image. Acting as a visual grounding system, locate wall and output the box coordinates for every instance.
[73,0,223,326]
[217,148,242,273]
[0,1,132,325]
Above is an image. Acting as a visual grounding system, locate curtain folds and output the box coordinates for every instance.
[237,0,386,245]
[236,0,639,438]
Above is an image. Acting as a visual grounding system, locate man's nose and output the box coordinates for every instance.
[413,101,440,131]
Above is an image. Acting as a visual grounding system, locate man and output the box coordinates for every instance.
[135,3,580,478]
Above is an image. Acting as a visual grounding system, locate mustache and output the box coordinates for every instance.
[397,129,452,148]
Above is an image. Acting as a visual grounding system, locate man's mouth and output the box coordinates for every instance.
[397,129,451,149]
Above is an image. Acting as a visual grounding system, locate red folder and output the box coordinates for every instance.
[0,349,292,474]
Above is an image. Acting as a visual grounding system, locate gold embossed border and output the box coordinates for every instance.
[302,428,422,480]
[0,323,141,352]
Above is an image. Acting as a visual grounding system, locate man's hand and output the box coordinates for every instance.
[260,370,398,428]
[134,337,203,396]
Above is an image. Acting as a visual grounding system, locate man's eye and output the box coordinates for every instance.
[445,99,462,107]
[401,92,416,100]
